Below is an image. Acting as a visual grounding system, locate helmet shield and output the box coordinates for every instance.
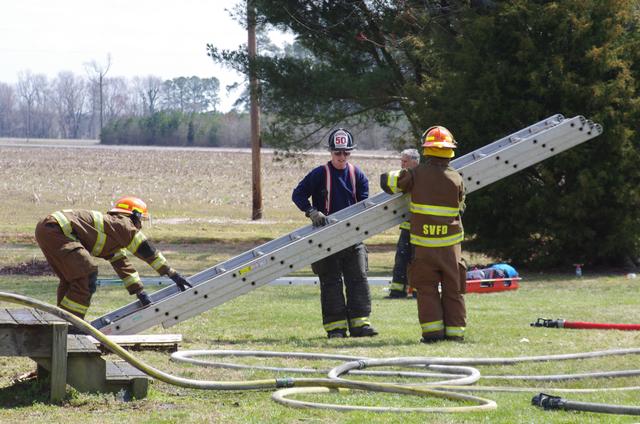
[328,128,355,150]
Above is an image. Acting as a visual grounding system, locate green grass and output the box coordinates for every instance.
[1,275,640,423]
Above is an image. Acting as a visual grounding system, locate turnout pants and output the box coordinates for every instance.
[311,243,372,333]
[389,228,411,296]
[408,244,466,341]
[35,218,98,319]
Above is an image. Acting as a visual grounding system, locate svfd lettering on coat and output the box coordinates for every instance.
[422,224,448,236]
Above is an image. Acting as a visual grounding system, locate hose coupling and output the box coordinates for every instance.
[532,392,566,410]
[530,318,565,328]
[275,377,295,388]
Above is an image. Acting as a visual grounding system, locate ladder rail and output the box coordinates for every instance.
[460,117,598,191]
[453,114,564,168]
[104,114,568,318]
[91,115,603,334]
[157,195,412,330]
[162,117,604,327]
[93,115,566,328]
[95,193,409,333]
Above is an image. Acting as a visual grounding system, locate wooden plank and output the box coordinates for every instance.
[0,308,17,325]
[105,360,149,399]
[7,308,45,325]
[106,360,147,379]
[33,309,67,325]
[49,323,68,402]
[66,335,101,354]
[86,334,182,352]
[0,327,52,356]
[87,334,182,345]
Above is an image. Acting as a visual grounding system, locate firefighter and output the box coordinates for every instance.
[381,126,466,343]
[387,148,420,299]
[292,128,377,339]
[34,196,192,320]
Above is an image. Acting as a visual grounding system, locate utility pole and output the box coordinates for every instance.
[248,0,263,220]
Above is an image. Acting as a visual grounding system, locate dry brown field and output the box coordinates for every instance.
[0,144,397,228]
[0,143,410,274]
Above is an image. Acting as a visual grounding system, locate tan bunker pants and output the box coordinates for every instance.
[408,244,466,341]
[35,217,98,319]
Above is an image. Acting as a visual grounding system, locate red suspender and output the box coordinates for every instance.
[324,162,357,214]
[324,163,331,213]
[348,163,357,201]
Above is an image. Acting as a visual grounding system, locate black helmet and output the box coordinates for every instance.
[328,128,355,151]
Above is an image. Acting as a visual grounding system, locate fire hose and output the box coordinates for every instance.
[0,291,496,413]
[3,291,640,415]
[531,317,640,331]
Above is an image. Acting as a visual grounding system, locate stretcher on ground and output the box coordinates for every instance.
[465,277,521,293]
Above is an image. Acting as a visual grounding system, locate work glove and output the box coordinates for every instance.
[136,290,152,306]
[306,208,327,227]
[169,270,193,292]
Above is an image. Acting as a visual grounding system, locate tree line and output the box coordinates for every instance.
[0,69,397,149]
[0,71,248,144]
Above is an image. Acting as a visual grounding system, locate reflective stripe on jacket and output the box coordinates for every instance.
[394,157,464,248]
[49,210,171,284]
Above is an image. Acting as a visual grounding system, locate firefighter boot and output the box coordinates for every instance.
[420,336,444,344]
[385,289,407,299]
[327,329,347,339]
[350,325,379,337]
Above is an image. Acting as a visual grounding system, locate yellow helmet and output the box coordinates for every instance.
[421,126,457,149]
[109,196,149,218]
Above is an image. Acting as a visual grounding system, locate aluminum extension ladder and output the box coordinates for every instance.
[92,114,603,335]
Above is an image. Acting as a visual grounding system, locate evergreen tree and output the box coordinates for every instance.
[208,1,470,149]
[436,0,640,268]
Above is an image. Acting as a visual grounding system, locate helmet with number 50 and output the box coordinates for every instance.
[328,128,356,151]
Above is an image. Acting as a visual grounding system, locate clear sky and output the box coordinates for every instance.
[0,0,274,111]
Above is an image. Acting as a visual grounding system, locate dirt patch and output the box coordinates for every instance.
[0,260,54,276]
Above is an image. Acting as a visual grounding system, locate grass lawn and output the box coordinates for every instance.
[1,273,640,424]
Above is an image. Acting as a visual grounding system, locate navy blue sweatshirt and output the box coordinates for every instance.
[292,161,369,215]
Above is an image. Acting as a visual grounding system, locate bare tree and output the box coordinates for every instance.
[85,54,111,138]
[102,76,133,123]
[132,75,163,116]
[31,74,55,138]
[16,71,37,138]
[52,71,86,138]
[0,82,16,136]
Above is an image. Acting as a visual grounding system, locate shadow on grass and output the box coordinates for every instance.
[0,376,52,407]
[193,335,423,349]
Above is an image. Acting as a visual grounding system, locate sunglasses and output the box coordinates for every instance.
[332,151,351,157]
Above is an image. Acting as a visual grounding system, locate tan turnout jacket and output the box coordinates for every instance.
[383,157,465,247]
[43,209,172,290]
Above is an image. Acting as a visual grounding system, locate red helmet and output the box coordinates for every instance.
[421,126,457,149]
[109,196,149,218]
